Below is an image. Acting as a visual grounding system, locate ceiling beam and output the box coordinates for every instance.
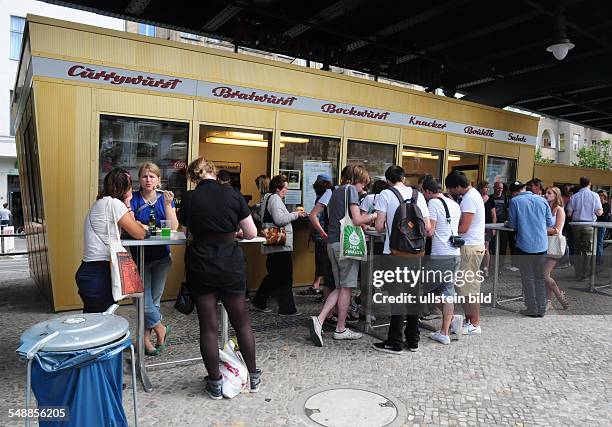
[538,103,574,111]
[284,0,366,39]
[202,5,242,31]
[558,110,596,118]
[124,0,152,16]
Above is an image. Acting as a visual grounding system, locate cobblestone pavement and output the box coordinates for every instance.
[1,257,611,426]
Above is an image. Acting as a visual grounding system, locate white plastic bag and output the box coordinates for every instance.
[218,340,248,398]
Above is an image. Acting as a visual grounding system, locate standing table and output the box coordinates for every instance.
[485,223,516,307]
[570,221,612,292]
[122,232,186,392]
[361,229,386,340]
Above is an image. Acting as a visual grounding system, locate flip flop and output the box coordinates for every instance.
[145,347,161,356]
[156,324,171,348]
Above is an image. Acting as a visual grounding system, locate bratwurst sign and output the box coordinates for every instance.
[32,56,535,145]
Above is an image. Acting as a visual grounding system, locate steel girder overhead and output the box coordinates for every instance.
[42,0,612,132]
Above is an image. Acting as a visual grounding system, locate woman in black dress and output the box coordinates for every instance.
[179,157,259,399]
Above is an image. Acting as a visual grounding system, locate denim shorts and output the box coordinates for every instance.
[422,256,460,298]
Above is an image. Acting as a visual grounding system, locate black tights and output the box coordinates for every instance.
[193,291,257,380]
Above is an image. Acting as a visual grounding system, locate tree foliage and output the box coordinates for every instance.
[573,140,611,170]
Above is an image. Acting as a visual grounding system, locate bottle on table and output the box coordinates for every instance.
[148,205,156,233]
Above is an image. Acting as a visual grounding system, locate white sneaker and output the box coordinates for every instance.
[333,328,363,340]
[430,331,451,345]
[449,314,464,340]
[309,316,323,347]
[461,321,482,335]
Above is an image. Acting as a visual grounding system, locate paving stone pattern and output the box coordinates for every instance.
[0,258,611,426]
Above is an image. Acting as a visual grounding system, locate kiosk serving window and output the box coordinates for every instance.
[99,115,189,207]
[279,132,340,212]
[347,140,396,180]
[486,156,517,185]
[402,146,443,186]
[199,125,272,205]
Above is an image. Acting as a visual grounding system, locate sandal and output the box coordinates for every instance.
[145,346,161,356]
[156,324,171,348]
[559,291,570,310]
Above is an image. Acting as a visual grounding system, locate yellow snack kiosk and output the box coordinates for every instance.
[12,16,539,311]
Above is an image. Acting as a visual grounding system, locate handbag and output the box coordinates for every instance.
[174,281,194,314]
[339,186,367,261]
[547,233,566,258]
[437,197,465,248]
[260,194,287,246]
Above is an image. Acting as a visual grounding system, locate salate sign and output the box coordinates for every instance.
[32,56,535,145]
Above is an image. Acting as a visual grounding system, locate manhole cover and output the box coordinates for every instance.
[303,388,398,427]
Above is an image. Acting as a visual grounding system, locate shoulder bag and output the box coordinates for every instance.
[437,197,465,248]
[260,194,287,246]
[547,208,567,258]
[90,199,144,300]
[339,186,367,261]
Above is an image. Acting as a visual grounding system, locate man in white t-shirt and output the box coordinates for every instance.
[372,166,431,355]
[421,177,464,345]
[445,171,485,336]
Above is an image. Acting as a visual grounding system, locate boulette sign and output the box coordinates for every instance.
[32,56,535,145]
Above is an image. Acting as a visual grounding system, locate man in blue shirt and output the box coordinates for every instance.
[507,181,554,317]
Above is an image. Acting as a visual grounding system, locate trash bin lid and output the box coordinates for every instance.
[20,313,130,352]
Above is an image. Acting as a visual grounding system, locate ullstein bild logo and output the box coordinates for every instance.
[211,86,298,106]
[67,65,183,89]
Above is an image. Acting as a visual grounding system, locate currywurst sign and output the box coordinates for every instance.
[32,56,535,145]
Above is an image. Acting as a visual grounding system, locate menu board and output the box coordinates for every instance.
[303,160,334,213]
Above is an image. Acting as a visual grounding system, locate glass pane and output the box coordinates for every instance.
[199,125,272,205]
[99,115,189,208]
[401,146,443,187]
[485,157,517,186]
[10,32,23,60]
[138,23,155,36]
[347,140,396,181]
[448,151,481,187]
[279,132,340,212]
[10,16,25,32]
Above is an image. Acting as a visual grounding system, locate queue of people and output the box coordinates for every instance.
[76,159,609,399]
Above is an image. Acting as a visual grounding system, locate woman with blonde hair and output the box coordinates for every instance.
[179,157,261,399]
[543,186,569,310]
[130,161,178,356]
[308,164,376,346]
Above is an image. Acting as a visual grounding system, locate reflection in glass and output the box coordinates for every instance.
[99,115,189,208]
[485,157,517,186]
[347,140,396,180]
[402,147,443,187]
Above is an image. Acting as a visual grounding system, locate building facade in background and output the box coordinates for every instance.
[1,0,124,226]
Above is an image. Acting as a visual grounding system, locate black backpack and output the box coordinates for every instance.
[388,186,427,254]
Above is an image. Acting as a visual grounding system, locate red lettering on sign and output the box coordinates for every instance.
[408,116,447,129]
[320,103,390,121]
[508,133,527,142]
[211,86,297,106]
[464,126,494,137]
[66,64,182,90]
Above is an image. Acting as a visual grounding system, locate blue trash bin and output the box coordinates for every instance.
[17,305,138,427]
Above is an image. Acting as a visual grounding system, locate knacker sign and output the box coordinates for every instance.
[31,56,536,145]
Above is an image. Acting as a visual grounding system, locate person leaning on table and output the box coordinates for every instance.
[178,157,261,400]
[75,168,148,313]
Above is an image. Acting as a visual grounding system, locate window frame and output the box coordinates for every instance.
[9,15,26,61]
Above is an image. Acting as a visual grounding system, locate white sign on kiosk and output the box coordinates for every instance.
[1,226,15,253]
[303,161,334,213]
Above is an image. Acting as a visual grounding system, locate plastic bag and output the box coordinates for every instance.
[218,340,248,398]
[339,187,367,261]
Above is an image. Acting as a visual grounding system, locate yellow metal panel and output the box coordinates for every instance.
[447,135,485,154]
[278,112,343,137]
[33,80,92,311]
[345,121,400,143]
[518,146,536,182]
[197,101,275,129]
[402,129,446,150]
[27,18,538,137]
[485,141,520,158]
[535,163,612,188]
[95,88,193,120]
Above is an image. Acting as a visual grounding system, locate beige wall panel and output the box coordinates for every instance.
[518,146,536,182]
[33,81,92,311]
[485,141,520,158]
[278,112,343,137]
[535,163,612,187]
[197,101,275,129]
[402,129,446,149]
[29,20,538,137]
[95,88,193,120]
[447,135,485,154]
[345,121,400,143]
